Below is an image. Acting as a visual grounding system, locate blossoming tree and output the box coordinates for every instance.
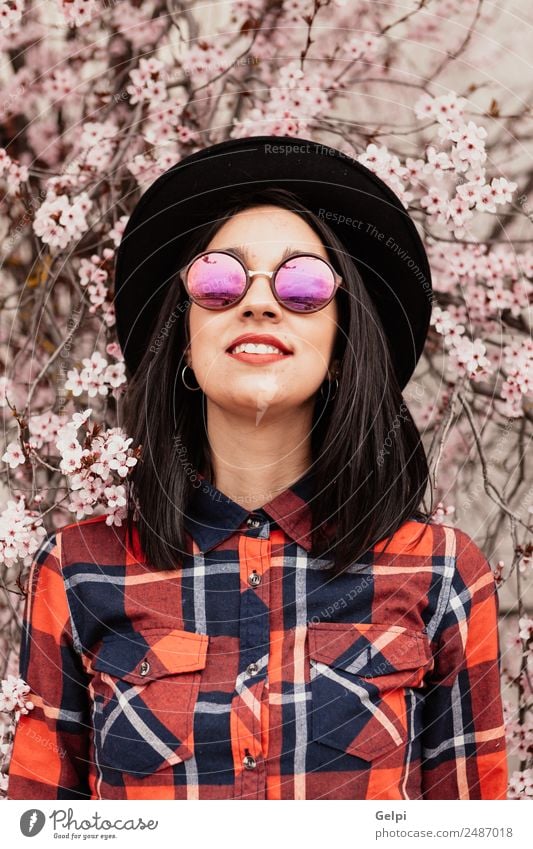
[0,0,531,798]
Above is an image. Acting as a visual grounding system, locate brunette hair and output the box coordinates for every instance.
[122,185,433,575]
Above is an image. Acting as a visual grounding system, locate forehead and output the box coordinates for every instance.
[206,205,327,260]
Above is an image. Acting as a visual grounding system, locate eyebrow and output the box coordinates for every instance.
[224,245,301,264]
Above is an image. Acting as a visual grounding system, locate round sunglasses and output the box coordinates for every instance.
[178,249,343,313]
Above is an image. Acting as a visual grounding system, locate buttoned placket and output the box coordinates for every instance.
[231,511,271,799]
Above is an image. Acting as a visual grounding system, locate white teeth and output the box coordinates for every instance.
[230,342,286,355]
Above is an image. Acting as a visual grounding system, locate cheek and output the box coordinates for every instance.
[300,310,338,363]
[188,310,221,364]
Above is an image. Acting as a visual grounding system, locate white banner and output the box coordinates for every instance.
[3,800,530,849]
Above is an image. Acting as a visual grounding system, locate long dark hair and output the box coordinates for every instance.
[121,185,433,575]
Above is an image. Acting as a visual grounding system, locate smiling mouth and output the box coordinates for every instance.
[227,343,291,356]
[226,343,293,364]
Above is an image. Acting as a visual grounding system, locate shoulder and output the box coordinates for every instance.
[407,520,497,604]
[385,519,492,564]
[441,523,497,595]
[375,518,454,558]
[382,519,496,588]
[52,514,139,569]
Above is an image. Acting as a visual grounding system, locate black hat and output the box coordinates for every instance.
[114,134,433,389]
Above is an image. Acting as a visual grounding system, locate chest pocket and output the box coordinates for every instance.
[90,627,208,776]
[308,622,432,761]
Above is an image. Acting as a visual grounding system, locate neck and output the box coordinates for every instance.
[204,400,314,510]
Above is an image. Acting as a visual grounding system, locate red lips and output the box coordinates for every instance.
[226,333,292,354]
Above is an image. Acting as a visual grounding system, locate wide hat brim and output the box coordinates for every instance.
[114,134,433,389]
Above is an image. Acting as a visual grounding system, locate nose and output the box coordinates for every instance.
[236,270,282,318]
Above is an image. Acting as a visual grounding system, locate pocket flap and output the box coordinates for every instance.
[308,622,431,678]
[91,627,209,684]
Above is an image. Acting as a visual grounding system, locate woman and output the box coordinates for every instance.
[8,136,508,800]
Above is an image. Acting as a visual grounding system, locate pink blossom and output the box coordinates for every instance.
[108,215,129,248]
[71,409,92,428]
[518,616,533,643]
[445,196,474,235]
[0,1,24,33]
[424,145,453,179]
[420,185,449,216]
[65,369,85,397]
[58,0,99,29]
[508,769,533,799]
[404,157,426,185]
[455,180,484,207]
[279,63,305,89]
[105,342,122,360]
[1,441,25,469]
[430,501,456,524]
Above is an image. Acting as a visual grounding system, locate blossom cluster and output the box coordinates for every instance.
[64,352,126,398]
[231,60,333,138]
[0,497,47,569]
[33,189,92,250]
[127,57,171,106]
[0,146,28,194]
[0,675,34,724]
[430,306,493,381]
[78,250,117,326]
[500,340,533,415]
[0,1,24,33]
[427,242,532,317]
[415,94,518,237]
[1,407,140,566]
[55,409,138,523]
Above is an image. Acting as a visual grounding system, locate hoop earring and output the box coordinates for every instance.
[181,364,202,391]
[319,376,339,401]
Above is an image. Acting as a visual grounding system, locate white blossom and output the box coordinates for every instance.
[1,441,25,469]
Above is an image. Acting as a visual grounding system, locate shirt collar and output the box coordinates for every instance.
[184,469,316,553]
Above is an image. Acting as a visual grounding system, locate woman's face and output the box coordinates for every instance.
[185,204,339,419]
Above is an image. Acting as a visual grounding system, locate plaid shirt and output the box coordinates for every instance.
[8,471,508,800]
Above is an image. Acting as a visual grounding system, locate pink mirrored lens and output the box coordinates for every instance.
[187,252,246,307]
[275,256,336,312]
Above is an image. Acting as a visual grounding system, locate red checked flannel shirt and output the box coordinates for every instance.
[8,470,508,800]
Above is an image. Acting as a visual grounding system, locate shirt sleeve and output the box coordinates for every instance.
[420,527,509,799]
[7,531,92,800]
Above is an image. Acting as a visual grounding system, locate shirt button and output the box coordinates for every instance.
[246,516,261,528]
[243,753,257,770]
[246,662,259,676]
[248,571,261,587]
[139,660,150,676]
